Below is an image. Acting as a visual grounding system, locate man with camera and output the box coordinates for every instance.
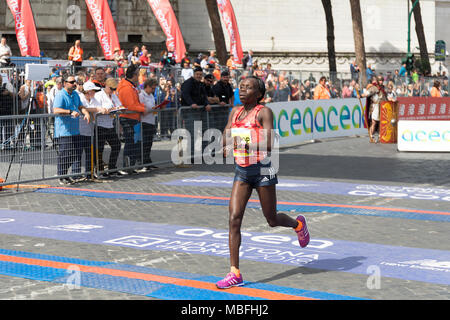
[0,37,12,67]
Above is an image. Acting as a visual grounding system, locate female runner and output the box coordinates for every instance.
[216,76,310,289]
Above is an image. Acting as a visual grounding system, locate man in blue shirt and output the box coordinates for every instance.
[366,64,375,82]
[52,74,91,185]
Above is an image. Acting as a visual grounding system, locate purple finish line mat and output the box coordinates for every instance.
[0,209,449,286]
[162,176,450,203]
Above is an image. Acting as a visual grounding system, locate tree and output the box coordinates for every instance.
[349,0,367,86]
[411,0,431,75]
[204,0,228,65]
[321,0,337,81]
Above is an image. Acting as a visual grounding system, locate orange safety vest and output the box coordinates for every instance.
[69,46,83,62]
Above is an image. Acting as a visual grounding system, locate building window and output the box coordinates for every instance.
[66,34,81,43]
[108,0,117,21]
[128,35,142,43]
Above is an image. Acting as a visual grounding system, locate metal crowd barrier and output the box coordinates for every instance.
[0,104,231,187]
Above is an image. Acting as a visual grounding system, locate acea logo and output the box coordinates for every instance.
[273,103,365,137]
[401,129,450,142]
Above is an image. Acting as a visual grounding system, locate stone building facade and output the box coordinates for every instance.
[0,0,448,74]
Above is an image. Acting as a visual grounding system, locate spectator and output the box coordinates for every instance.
[386,82,397,102]
[155,77,168,104]
[273,79,291,102]
[399,63,407,77]
[139,49,151,67]
[204,74,219,105]
[303,79,312,98]
[212,64,221,81]
[138,68,147,89]
[113,48,125,67]
[180,52,191,68]
[208,50,218,68]
[213,71,234,131]
[366,64,375,81]
[264,81,276,103]
[139,78,159,170]
[313,76,330,100]
[117,64,146,172]
[92,67,106,89]
[181,61,194,81]
[242,50,253,70]
[52,74,91,185]
[47,77,64,114]
[0,36,12,67]
[328,80,339,98]
[200,54,209,72]
[411,69,419,83]
[342,82,352,98]
[193,53,203,68]
[430,80,442,97]
[226,54,236,70]
[18,80,32,114]
[78,81,104,179]
[393,69,402,86]
[442,79,449,96]
[412,83,420,96]
[160,85,179,137]
[160,50,176,77]
[95,77,122,176]
[128,46,140,66]
[290,79,300,101]
[253,63,265,79]
[180,66,211,159]
[139,45,147,57]
[68,40,83,71]
[350,60,360,81]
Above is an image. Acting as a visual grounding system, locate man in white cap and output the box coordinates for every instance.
[77,81,107,180]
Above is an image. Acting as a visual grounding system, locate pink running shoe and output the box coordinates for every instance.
[216,272,244,289]
[295,215,310,248]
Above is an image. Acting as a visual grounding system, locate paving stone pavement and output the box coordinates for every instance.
[0,136,449,300]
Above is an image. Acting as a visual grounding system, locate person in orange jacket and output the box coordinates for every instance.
[117,64,146,171]
[68,40,83,72]
[313,76,331,100]
[430,80,442,98]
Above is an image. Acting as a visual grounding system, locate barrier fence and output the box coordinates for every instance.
[0,104,230,187]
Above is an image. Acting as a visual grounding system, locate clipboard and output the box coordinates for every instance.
[108,107,127,114]
[154,100,170,109]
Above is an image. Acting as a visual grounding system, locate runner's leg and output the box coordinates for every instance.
[256,185,298,228]
[228,180,253,269]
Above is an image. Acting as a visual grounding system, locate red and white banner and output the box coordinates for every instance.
[217,0,243,64]
[146,0,186,63]
[85,0,120,60]
[397,97,450,121]
[6,0,40,57]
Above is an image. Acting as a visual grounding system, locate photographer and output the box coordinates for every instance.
[0,37,12,67]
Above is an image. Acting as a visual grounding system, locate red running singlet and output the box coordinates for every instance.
[230,104,268,167]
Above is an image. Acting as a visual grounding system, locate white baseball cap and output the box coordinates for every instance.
[83,81,101,92]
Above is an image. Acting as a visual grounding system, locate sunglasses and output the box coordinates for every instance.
[109,87,117,91]
[66,80,76,84]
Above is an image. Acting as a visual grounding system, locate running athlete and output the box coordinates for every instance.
[216,76,310,289]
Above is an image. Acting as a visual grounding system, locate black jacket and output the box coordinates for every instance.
[213,81,233,103]
[181,77,209,106]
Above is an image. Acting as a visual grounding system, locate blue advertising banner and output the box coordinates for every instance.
[0,209,448,286]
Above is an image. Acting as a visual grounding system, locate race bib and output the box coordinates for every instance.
[231,127,252,157]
